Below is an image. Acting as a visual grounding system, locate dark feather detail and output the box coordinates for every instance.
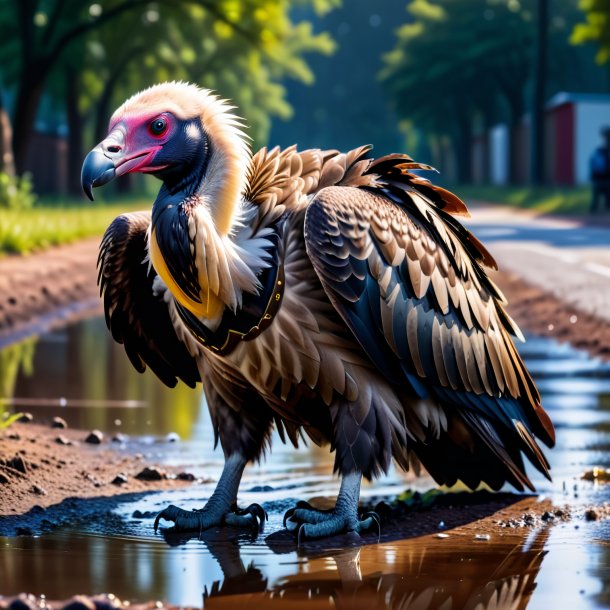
[151,198,201,303]
[98,211,200,388]
[304,182,554,490]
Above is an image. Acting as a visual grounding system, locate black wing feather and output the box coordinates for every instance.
[98,211,200,388]
[305,173,555,491]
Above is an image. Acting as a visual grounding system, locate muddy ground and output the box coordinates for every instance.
[2,227,610,607]
[0,422,195,523]
[0,239,100,347]
[1,237,610,521]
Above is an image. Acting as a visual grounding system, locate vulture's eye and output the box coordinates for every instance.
[149,117,168,137]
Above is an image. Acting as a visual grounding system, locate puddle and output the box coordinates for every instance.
[2,318,610,608]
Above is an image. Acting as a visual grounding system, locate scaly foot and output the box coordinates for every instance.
[283,500,380,542]
[154,502,267,534]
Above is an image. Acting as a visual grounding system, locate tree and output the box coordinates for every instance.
[1,0,337,177]
[381,0,604,185]
[381,0,534,183]
[571,0,610,64]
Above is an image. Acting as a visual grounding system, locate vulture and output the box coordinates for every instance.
[81,82,555,540]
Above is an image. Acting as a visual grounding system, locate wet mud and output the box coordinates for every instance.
[2,279,610,606]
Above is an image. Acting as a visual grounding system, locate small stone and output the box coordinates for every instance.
[112,473,128,485]
[92,594,122,610]
[132,509,157,519]
[7,433,20,440]
[0,473,8,484]
[522,513,536,526]
[84,472,103,487]
[55,435,72,446]
[112,433,128,443]
[17,413,33,423]
[585,508,599,521]
[8,594,37,610]
[176,472,196,481]
[62,595,96,610]
[474,533,490,541]
[135,467,166,481]
[51,416,68,429]
[434,533,449,539]
[164,432,180,443]
[3,455,27,473]
[248,484,274,492]
[14,527,33,536]
[30,485,47,496]
[85,430,103,444]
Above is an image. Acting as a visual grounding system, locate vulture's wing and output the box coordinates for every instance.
[304,158,555,490]
[98,211,200,388]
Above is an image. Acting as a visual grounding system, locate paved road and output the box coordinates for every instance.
[464,204,610,323]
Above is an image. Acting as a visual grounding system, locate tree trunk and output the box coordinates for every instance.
[65,66,84,196]
[530,0,548,185]
[454,109,473,183]
[0,90,15,176]
[12,66,47,175]
[507,99,524,185]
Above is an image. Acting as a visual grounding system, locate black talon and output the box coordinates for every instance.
[246,503,267,523]
[283,507,296,527]
[297,523,307,547]
[154,504,179,532]
[244,503,267,531]
[284,500,316,527]
[362,511,381,539]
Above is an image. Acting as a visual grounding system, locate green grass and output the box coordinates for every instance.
[0,183,593,255]
[0,199,148,255]
[453,185,591,215]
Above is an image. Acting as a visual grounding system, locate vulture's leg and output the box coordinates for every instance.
[155,390,273,534]
[284,471,379,540]
[154,454,266,532]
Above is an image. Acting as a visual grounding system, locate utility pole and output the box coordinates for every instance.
[531,0,549,185]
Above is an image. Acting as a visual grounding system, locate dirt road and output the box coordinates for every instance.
[465,205,610,323]
[2,202,610,355]
[0,239,101,347]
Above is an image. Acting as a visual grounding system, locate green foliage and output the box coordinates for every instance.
[382,0,607,180]
[571,0,610,64]
[0,201,145,255]
[0,336,37,424]
[0,172,36,210]
[0,412,24,429]
[456,184,591,214]
[1,0,340,172]
[396,488,444,507]
[381,0,536,180]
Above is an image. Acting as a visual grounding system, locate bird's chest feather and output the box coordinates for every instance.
[217,228,369,409]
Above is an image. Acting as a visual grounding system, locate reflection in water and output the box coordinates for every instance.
[0,528,549,609]
[0,336,36,412]
[1,318,201,438]
[2,322,610,607]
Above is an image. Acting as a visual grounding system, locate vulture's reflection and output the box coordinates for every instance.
[193,528,548,609]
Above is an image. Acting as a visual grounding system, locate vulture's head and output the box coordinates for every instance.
[81,82,250,234]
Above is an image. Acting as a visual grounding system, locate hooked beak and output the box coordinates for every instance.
[81,148,115,201]
[81,127,163,200]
